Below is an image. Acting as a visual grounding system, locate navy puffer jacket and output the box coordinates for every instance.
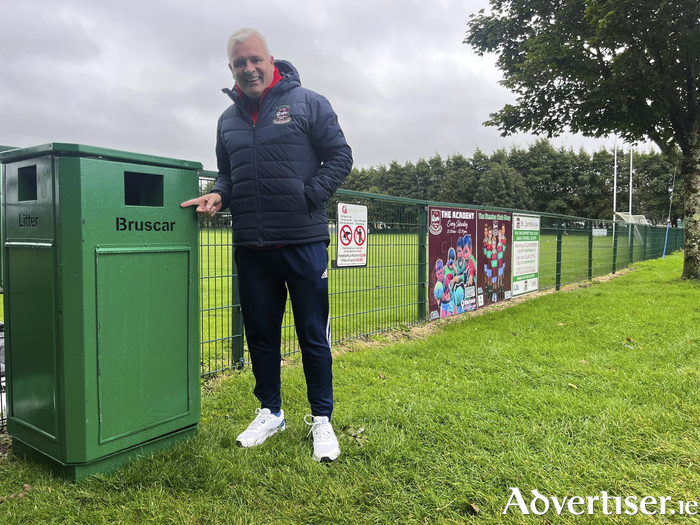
[211,60,353,247]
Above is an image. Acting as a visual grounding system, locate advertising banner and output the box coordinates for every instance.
[512,214,540,296]
[476,211,512,307]
[337,203,368,267]
[428,206,478,321]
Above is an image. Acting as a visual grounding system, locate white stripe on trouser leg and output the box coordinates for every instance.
[326,314,331,349]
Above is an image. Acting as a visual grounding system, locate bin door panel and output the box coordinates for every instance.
[96,249,190,443]
[6,244,58,440]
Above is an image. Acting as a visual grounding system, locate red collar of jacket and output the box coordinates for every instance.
[235,67,283,125]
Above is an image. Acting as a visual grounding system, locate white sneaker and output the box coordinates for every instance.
[305,415,341,463]
[236,408,285,447]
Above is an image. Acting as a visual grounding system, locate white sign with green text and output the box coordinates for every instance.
[512,214,540,296]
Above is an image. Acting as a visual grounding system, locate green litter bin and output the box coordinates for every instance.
[0,143,201,480]
[0,145,18,292]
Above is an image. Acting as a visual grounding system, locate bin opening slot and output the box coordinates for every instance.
[124,172,164,207]
[18,166,38,201]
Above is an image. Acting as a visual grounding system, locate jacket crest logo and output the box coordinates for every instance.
[273,105,292,124]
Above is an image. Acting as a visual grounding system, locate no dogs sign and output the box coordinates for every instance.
[337,203,368,267]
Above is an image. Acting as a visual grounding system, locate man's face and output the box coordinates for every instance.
[229,36,275,100]
[436,265,444,281]
[456,245,464,262]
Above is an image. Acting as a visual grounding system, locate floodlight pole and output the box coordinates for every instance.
[627,148,634,249]
[628,148,634,262]
[613,141,618,224]
[629,148,633,218]
[663,166,677,258]
[612,140,618,273]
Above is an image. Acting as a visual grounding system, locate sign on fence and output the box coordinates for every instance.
[477,212,512,307]
[512,214,540,297]
[428,206,478,320]
[337,203,368,267]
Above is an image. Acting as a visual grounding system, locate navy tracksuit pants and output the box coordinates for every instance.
[235,241,333,419]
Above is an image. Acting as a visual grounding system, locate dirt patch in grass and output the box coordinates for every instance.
[0,434,11,459]
[588,267,633,283]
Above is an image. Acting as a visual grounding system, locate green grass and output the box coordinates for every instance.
[1,252,699,523]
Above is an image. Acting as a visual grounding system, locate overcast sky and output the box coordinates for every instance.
[1,0,619,172]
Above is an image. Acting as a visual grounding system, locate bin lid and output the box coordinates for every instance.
[0,143,202,171]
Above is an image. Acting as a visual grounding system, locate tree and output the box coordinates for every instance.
[443,153,478,205]
[633,150,684,225]
[466,0,700,278]
[427,154,447,201]
[342,167,374,192]
[476,160,530,209]
[413,158,433,200]
[384,160,408,196]
[587,147,617,220]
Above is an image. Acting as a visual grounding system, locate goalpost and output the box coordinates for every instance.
[615,212,650,244]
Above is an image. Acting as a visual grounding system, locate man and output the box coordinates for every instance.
[181,28,352,462]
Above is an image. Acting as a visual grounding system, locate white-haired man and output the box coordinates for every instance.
[182,28,352,462]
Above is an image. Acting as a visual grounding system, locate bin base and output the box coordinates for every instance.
[12,424,198,481]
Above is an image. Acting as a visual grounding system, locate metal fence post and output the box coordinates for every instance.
[612,224,618,274]
[556,221,563,291]
[231,257,245,369]
[417,204,428,321]
[629,226,635,266]
[588,221,593,280]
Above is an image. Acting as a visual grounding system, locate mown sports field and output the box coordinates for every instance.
[0,251,695,524]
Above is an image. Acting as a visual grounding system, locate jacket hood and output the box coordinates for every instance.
[223,59,300,103]
[274,60,300,85]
